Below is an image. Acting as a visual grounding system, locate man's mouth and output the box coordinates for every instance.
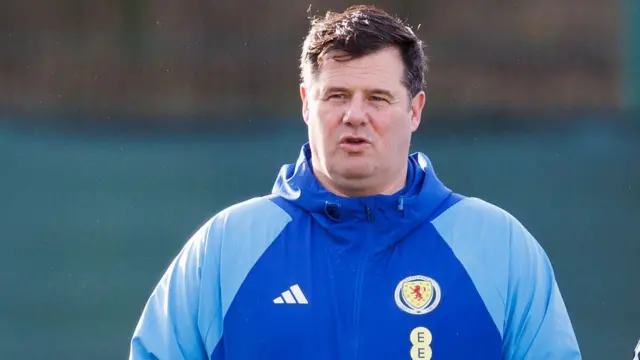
[339,136,371,153]
[340,136,369,144]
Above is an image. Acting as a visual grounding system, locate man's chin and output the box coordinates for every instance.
[336,166,375,181]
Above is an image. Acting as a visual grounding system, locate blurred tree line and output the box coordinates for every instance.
[0,0,621,125]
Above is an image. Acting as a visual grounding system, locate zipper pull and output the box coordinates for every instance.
[398,196,406,217]
[365,206,374,221]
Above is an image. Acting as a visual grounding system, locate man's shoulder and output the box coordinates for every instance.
[432,195,542,258]
[201,196,294,279]
[209,194,293,226]
[431,194,545,263]
[201,195,294,242]
[433,195,515,233]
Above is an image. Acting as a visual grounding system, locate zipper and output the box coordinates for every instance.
[365,205,373,221]
[352,253,367,359]
[352,205,374,359]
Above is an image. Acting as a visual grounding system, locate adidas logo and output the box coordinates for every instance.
[273,284,308,304]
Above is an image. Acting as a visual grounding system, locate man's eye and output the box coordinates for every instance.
[328,94,346,99]
[370,96,387,102]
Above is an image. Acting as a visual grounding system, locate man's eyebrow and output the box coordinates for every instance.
[368,88,396,98]
[321,86,351,94]
[321,87,396,98]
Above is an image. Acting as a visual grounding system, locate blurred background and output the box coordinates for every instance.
[0,0,638,359]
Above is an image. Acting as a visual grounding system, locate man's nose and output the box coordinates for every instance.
[342,97,368,126]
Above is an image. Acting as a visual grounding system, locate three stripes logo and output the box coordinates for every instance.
[273,284,308,304]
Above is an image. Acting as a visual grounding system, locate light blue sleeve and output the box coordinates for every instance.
[129,217,219,360]
[432,197,581,359]
[128,196,292,360]
[502,214,582,360]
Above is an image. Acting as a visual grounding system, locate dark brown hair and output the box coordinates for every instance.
[300,5,428,97]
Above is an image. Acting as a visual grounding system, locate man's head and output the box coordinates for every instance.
[299,5,428,197]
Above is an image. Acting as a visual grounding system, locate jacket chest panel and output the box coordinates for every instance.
[219,222,501,359]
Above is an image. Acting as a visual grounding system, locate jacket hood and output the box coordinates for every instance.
[271,143,452,251]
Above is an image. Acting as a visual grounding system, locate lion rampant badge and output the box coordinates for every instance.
[394,275,441,315]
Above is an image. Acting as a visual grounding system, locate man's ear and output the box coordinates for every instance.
[300,83,309,124]
[409,90,426,132]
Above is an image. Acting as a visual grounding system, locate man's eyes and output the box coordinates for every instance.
[326,94,389,102]
[370,96,387,102]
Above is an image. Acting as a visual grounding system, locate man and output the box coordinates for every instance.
[130,5,581,359]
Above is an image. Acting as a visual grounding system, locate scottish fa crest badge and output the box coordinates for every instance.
[394,275,441,315]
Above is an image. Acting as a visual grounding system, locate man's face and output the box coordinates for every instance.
[300,47,425,195]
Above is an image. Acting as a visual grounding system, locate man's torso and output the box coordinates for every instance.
[209,196,505,360]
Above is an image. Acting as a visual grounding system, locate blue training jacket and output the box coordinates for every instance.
[130,144,581,360]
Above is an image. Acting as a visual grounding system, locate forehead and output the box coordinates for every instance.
[313,47,405,91]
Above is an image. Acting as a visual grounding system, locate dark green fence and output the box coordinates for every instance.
[1,118,638,359]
